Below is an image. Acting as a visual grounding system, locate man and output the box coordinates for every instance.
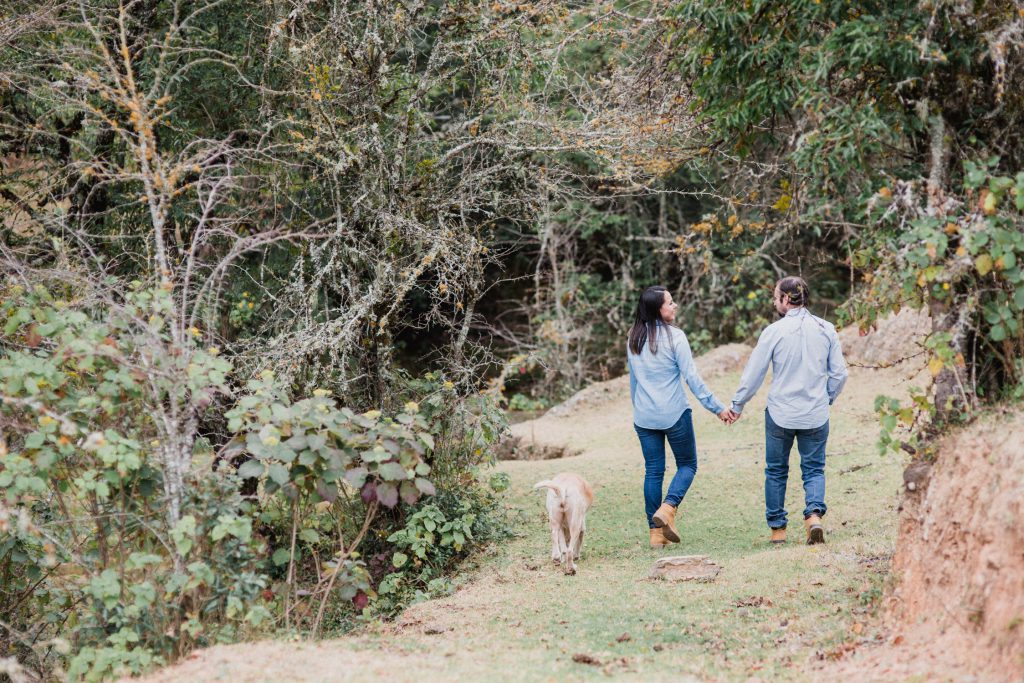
[730,276,848,545]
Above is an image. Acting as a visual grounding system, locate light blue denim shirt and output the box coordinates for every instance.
[731,307,848,430]
[628,322,726,430]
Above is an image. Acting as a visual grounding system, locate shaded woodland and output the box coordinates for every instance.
[1,1,1023,679]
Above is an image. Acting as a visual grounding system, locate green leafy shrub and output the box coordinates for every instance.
[223,371,440,635]
[0,285,267,680]
[851,163,1024,447]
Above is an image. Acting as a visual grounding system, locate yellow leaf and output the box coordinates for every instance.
[982,190,997,215]
[928,358,944,377]
[975,254,994,276]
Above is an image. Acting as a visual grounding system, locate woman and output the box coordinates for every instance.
[627,285,734,549]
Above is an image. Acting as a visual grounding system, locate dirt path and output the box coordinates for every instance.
[134,354,926,683]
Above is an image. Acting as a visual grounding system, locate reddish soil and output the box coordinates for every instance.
[824,409,1024,682]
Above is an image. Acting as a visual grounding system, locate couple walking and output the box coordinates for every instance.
[627,277,848,548]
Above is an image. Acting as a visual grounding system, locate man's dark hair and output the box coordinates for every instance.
[777,276,810,307]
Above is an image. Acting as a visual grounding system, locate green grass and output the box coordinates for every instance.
[343,368,908,682]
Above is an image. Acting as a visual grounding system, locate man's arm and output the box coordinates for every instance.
[730,327,774,414]
[826,331,848,405]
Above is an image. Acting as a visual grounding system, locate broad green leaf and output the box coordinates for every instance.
[1014,286,1024,311]
[376,482,399,508]
[268,463,290,486]
[344,466,368,489]
[376,461,408,481]
[236,459,265,479]
[400,480,419,505]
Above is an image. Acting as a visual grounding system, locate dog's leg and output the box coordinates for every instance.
[572,519,585,561]
[549,522,563,563]
[564,520,580,575]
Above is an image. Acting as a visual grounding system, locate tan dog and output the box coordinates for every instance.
[533,473,594,575]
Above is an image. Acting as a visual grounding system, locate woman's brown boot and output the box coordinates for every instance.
[649,527,668,549]
[652,503,680,543]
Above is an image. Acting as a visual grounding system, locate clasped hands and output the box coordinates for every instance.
[717,408,741,425]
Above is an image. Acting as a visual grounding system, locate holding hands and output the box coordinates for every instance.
[717,408,741,425]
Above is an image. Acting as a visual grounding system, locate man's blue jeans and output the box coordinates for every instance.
[765,409,828,529]
[634,409,698,529]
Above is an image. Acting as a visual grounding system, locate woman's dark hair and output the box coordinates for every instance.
[628,285,669,355]
[777,276,810,307]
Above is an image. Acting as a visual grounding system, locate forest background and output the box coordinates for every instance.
[2,0,1023,680]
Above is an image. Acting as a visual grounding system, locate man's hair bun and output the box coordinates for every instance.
[777,276,809,306]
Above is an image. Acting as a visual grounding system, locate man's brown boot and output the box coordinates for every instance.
[652,503,680,543]
[649,527,668,549]
[805,515,825,545]
[770,527,787,544]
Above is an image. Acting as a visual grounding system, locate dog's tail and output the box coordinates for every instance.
[533,480,565,500]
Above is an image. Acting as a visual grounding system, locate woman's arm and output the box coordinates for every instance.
[673,329,726,415]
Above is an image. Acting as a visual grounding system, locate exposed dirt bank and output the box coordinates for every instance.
[826,409,1024,682]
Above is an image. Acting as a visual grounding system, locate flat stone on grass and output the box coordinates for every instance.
[648,555,722,582]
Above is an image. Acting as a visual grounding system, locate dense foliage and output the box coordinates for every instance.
[665,0,1024,442]
[3,0,1022,679]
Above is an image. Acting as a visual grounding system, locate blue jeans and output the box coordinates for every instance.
[634,410,698,529]
[764,409,828,529]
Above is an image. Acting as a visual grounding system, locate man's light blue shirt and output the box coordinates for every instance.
[731,307,848,430]
[628,322,726,430]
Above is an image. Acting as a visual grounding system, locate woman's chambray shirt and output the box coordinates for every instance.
[627,322,726,430]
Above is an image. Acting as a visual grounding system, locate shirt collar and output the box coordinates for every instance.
[785,307,807,317]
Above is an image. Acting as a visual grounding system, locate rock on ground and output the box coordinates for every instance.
[648,555,722,582]
[838,307,931,366]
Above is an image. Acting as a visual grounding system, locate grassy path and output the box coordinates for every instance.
[138,363,916,682]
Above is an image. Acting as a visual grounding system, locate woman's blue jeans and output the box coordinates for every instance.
[634,409,698,529]
[764,409,829,529]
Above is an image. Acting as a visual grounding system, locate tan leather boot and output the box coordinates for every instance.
[805,515,825,545]
[649,527,668,549]
[770,527,787,544]
[652,503,680,543]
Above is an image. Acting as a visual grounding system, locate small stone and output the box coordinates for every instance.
[648,555,723,582]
